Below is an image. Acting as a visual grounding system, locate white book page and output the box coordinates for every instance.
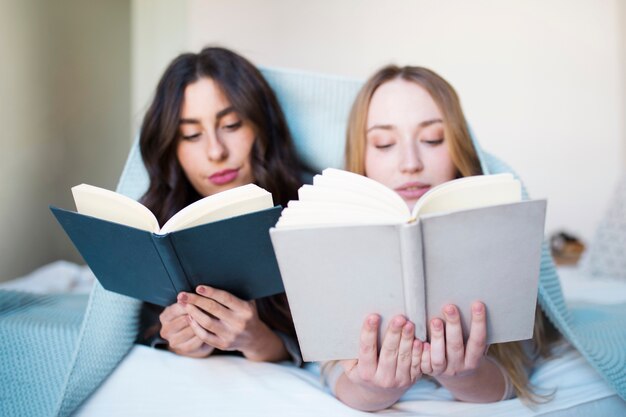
[276,201,402,228]
[160,184,273,234]
[412,174,521,218]
[298,186,405,219]
[316,168,409,218]
[72,184,159,232]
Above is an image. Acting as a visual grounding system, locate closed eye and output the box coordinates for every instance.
[422,138,444,145]
[181,132,202,141]
[222,121,242,131]
[375,143,394,149]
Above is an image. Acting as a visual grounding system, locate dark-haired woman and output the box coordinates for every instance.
[137,47,307,363]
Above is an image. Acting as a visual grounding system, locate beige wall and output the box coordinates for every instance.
[620,0,626,167]
[131,0,187,132]
[177,0,624,243]
[0,0,130,281]
[132,0,626,243]
[2,1,625,281]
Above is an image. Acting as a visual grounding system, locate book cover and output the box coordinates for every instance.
[269,169,547,361]
[51,205,285,307]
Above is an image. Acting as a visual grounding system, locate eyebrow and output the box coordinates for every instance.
[366,118,443,133]
[179,106,236,125]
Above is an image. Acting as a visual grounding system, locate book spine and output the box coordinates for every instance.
[399,223,427,341]
[151,234,190,294]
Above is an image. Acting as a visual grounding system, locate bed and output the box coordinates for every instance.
[2,261,624,416]
[1,67,625,417]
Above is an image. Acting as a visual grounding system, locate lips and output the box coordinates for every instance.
[395,182,431,200]
[209,168,240,186]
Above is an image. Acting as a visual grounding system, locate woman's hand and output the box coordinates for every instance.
[420,302,487,378]
[420,302,506,402]
[335,314,423,411]
[178,285,288,362]
[159,302,214,358]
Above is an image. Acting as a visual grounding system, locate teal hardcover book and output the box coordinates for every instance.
[51,184,284,306]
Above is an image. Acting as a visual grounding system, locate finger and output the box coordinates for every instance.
[165,325,197,348]
[341,359,358,375]
[396,321,415,382]
[160,315,190,339]
[420,342,433,375]
[357,314,380,381]
[443,305,465,372]
[464,302,488,369]
[188,315,222,348]
[159,300,187,322]
[185,303,227,336]
[429,318,446,375]
[172,334,206,355]
[181,292,234,321]
[410,339,423,381]
[196,285,247,310]
[377,315,406,383]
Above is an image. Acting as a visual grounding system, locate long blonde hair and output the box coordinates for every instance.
[345,65,560,402]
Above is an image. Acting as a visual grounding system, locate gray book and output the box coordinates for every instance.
[269,169,547,361]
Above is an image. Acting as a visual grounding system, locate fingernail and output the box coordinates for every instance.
[473,303,484,314]
[445,305,456,316]
[368,315,379,326]
[403,322,414,334]
[432,319,442,331]
[178,293,188,304]
[196,286,205,294]
[393,316,406,329]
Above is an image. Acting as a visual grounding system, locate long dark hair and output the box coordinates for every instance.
[138,47,306,341]
[139,46,304,224]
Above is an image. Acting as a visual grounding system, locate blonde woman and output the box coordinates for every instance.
[323,65,560,411]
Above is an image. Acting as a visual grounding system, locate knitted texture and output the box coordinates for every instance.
[0,139,143,417]
[0,292,87,417]
[580,174,626,281]
[260,67,361,172]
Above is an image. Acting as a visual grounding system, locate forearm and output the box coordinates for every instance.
[434,356,506,402]
[334,373,409,412]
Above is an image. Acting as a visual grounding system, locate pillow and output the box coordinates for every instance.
[580,173,626,281]
[260,67,362,171]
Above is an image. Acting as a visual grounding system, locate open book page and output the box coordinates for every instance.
[160,184,273,234]
[411,174,522,218]
[72,183,273,235]
[275,169,409,228]
[316,168,409,218]
[72,184,159,233]
[277,202,401,228]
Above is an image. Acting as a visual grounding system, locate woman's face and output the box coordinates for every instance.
[364,79,457,211]
[176,77,256,197]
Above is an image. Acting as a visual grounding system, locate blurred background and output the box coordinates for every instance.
[0,0,624,282]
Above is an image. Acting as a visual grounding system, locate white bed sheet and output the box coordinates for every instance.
[74,343,625,417]
[4,262,626,416]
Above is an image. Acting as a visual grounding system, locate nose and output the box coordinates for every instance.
[400,141,423,173]
[205,131,228,162]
